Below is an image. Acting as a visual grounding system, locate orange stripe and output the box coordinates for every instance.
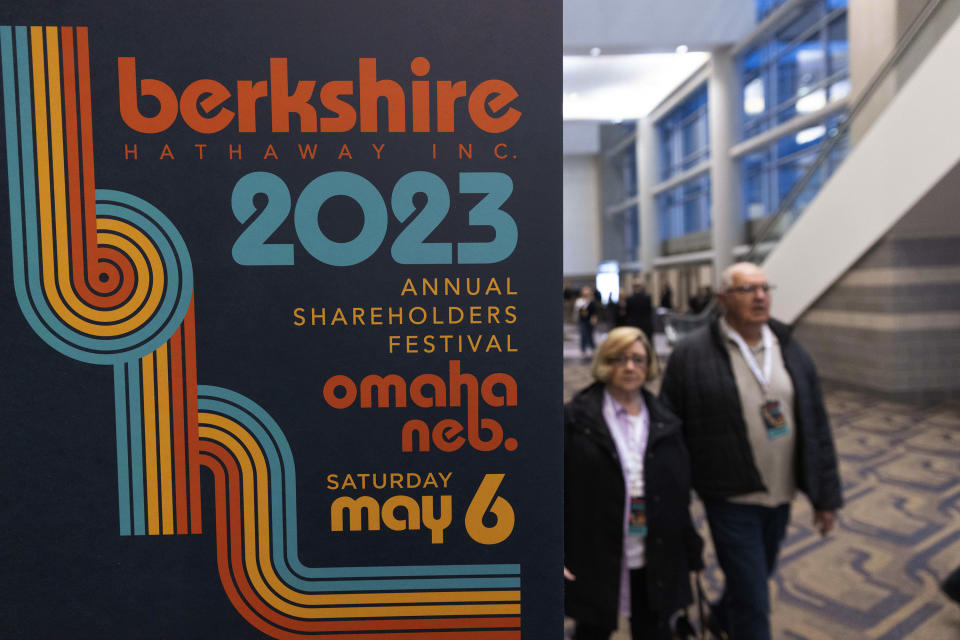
[156,342,174,535]
[73,28,135,306]
[60,27,136,307]
[60,28,92,305]
[74,27,97,261]
[200,444,521,637]
[170,327,189,535]
[184,297,202,534]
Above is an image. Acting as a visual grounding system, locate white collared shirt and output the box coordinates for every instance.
[602,390,650,615]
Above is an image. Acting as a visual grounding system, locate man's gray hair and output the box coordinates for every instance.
[720,262,764,290]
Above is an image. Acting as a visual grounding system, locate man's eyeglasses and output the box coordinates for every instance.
[608,355,647,367]
[727,284,775,295]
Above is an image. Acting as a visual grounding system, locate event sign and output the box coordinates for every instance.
[0,2,561,637]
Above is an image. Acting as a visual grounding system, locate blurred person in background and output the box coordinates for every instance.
[659,282,674,310]
[565,327,704,640]
[625,282,654,339]
[604,294,626,330]
[660,262,842,640]
[574,286,599,356]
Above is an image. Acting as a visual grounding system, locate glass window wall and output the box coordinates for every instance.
[599,123,641,263]
[657,85,709,181]
[657,173,711,240]
[741,0,848,140]
[602,205,640,264]
[742,111,848,221]
[600,124,639,206]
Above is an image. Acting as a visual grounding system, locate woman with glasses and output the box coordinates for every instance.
[564,326,703,640]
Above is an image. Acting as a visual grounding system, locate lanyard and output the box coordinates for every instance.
[726,324,773,393]
[622,405,648,497]
[604,392,648,497]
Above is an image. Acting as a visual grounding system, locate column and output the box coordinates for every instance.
[638,116,659,274]
[708,46,743,284]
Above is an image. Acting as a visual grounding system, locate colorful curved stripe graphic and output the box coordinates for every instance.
[199,386,521,637]
[114,300,203,536]
[1,25,522,638]
[1,26,192,365]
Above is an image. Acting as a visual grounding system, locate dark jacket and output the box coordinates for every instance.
[659,317,843,511]
[625,291,654,338]
[564,383,704,629]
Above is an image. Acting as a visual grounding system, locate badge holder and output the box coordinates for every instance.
[761,399,788,439]
[629,497,647,537]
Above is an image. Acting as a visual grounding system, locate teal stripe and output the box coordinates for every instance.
[3,29,175,534]
[15,26,51,357]
[3,26,193,364]
[14,26,77,366]
[1,26,31,341]
[1,27,22,267]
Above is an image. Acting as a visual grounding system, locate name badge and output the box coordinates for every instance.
[761,399,788,439]
[629,497,647,537]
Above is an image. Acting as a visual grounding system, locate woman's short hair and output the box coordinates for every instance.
[591,326,660,384]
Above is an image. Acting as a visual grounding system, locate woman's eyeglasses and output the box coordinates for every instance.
[608,355,647,367]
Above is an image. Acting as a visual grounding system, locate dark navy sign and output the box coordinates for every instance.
[0,1,561,637]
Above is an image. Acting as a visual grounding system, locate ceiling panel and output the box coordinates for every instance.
[564,0,755,54]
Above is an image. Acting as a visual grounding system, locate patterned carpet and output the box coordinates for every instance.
[562,327,960,639]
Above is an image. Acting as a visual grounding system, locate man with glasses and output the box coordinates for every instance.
[660,262,842,640]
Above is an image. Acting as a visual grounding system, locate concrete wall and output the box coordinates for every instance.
[795,160,960,397]
[563,121,601,155]
[848,0,900,142]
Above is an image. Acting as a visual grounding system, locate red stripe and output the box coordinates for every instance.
[93,246,136,304]
[74,26,97,271]
[184,297,203,534]
[74,27,135,306]
[60,28,93,306]
[170,327,189,534]
[199,443,519,637]
[203,448,293,637]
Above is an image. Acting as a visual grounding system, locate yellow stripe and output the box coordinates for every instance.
[39,215,166,335]
[95,221,152,312]
[31,28,60,338]
[26,29,167,335]
[287,603,521,619]
[202,419,521,613]
[32,28,84,332]
[46,27,75,330]
[142,352,160,535]
[41,28,113,334]
[54,214,167,330]
[198,420,520,616]
[96,218,164,324]
[156,342,174,535]
[44,31,138,329]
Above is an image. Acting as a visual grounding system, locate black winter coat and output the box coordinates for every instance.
[564,384,704,630]
[659,317,843,511]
